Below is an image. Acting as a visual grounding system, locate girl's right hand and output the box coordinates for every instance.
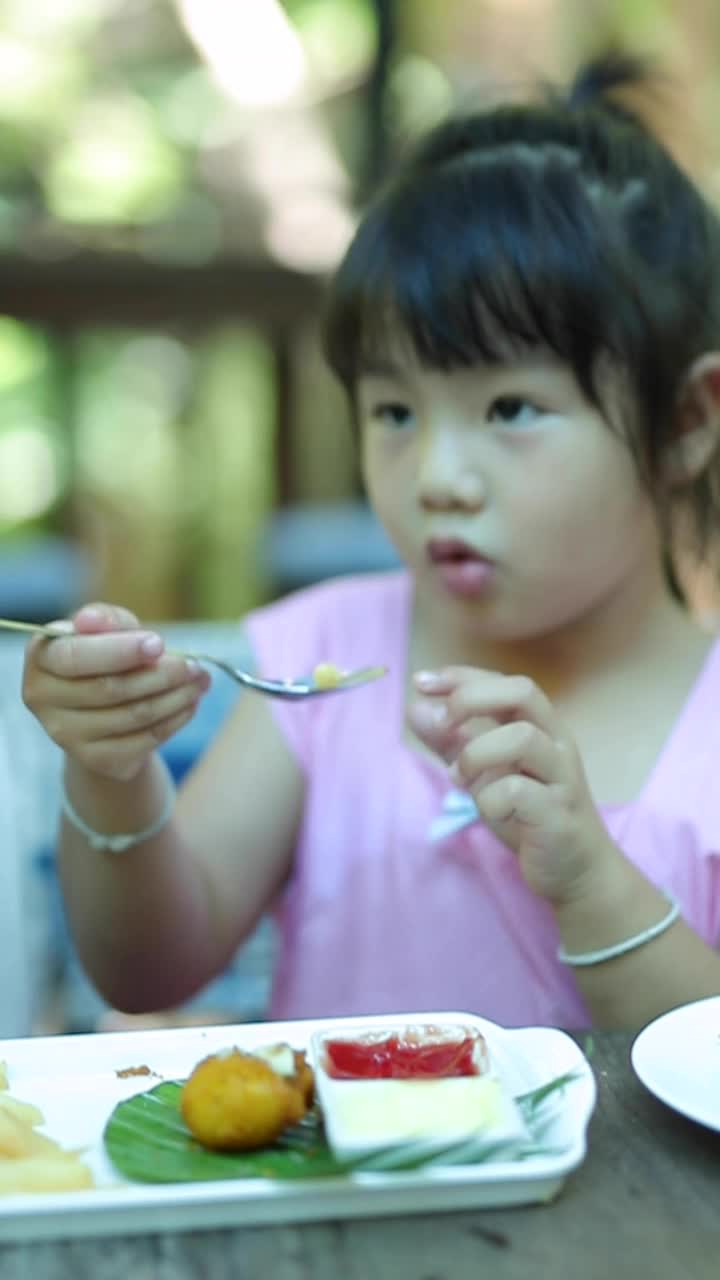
[21,603,211,781]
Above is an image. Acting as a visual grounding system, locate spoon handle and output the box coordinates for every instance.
[0,617,73,637]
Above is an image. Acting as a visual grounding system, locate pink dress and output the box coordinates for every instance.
[244,571,720,1028]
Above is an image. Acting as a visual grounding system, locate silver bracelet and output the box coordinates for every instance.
[557,892,681,967]
[61,761,175,854]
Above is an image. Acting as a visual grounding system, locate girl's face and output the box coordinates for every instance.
[357,346,663,644]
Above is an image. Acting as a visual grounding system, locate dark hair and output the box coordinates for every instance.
[322,52,720,579]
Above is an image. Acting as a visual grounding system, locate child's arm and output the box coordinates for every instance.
[409,667,720,1029]
[549,856,718,1028]
[22,604,303,1015]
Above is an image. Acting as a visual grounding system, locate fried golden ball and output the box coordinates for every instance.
[181,1050,298,1151]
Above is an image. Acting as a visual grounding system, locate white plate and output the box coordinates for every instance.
[631,995,720,1131]
[0,1011,596,1244]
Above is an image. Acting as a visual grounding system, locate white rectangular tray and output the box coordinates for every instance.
[0,1010,596,1243]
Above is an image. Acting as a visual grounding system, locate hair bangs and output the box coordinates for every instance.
[323,152,627,405]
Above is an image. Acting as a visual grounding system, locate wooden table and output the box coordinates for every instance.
[0,1032,716,1279]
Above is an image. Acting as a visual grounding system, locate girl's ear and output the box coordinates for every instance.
[665,353,720,484]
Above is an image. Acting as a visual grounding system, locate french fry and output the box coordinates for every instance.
[0,1063,95,1192]
[0,1154,93,1194]
[0,1094,44,1128]
[0,1107,36,1158]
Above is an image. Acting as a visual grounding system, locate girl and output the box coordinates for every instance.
[22,54,720,1030]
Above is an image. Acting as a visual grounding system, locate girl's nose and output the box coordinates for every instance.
[418,449,486,512]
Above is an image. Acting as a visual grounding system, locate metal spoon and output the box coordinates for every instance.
[180,653,386,698]
[0,617,387,700]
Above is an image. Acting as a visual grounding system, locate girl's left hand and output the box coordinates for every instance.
[408,667,616,905]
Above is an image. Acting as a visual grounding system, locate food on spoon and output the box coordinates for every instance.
[311,1023,527,1158]
[180,1043,313,1151]
[312,662,343,689]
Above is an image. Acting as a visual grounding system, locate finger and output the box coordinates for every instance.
[442,671,559,739]
[46,681,206,748]
[406,698,473,764]
[30,628,165,679]
[472,772,553,829]
[413,670,461,696]
[42,654,208,711]
[414,667,555,730]
[453,720,564,789]
[71,603,141,633]
[407,698,451,749]
[74,705,201,780]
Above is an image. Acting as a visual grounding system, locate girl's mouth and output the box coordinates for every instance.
[426,539,496,598]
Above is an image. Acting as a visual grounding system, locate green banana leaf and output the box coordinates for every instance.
[103,1071,580,1185]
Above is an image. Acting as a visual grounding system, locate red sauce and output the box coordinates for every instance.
[324,1034,481,1080]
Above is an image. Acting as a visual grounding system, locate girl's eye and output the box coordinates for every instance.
[370,402,415,429]
[487,396,541,426]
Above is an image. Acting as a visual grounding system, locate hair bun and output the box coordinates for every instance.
[565,50,657,124]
